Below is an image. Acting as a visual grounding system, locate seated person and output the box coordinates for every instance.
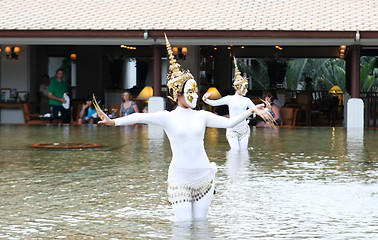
[78,97,99,124]
[256,92,281,127]
[119,91,139,117]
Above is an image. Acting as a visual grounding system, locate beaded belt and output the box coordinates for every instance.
[226,126,250,141]
[167,163,217,205]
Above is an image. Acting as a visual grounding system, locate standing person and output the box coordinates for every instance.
[93,34,273,223]
[304,77,314,93]
[39,74,50,114]
[119,91,139,117]
[48,68,69,123]
[202,57,259,150]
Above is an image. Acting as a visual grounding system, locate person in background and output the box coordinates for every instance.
[304,76,314,103]
[305,77,314,93]
[39,74,50,114]
[48,68,69,123]
[119,90,139,117]
[78,96,99,124]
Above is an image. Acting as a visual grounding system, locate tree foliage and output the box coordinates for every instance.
[237,56,378,92]
[236,58,269,90]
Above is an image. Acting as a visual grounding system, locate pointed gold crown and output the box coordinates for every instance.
[232,56,248,89]
[165,33,194,102]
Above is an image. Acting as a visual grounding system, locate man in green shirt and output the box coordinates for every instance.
[48,68,69,123]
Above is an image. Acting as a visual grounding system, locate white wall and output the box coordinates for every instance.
[48,57,65,79]
[123,58,137,89]
[0,45,29,123]
[1,45,29,90]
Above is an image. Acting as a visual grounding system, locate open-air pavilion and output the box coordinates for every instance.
[0,0,377,126]
[0,2,377,239]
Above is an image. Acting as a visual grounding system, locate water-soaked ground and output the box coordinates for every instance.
[0,125,377,239]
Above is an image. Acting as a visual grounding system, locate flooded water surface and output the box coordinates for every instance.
[0,125,377,239]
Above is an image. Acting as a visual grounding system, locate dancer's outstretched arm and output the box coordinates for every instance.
[113,112,167,127]
[204,105,272,128]
[202,93,230,107]
[93,96,167,127]
[97,110,168,127]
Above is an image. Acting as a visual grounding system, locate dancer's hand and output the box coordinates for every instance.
[251,105,269,117]
[202,92,213,101]
[97,108,115,126]
[250,105,276,128]
[260,96,272,110]
[255,103,264,109]
[93,94,115,126]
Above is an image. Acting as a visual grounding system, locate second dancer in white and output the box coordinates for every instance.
[203,57,258,150]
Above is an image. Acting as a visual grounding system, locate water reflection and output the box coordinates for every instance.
[147,124,168,169]
[148,124,165,139]
[225,149,250,183]
[259,127,282,154]
[347,128,365,162]
[172,219,215,240]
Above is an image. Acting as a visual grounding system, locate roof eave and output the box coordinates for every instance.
[0,29,361,38]
[1,30,377,46]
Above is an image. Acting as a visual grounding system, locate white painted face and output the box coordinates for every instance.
[241,82,248,96]
[183,79,198,108]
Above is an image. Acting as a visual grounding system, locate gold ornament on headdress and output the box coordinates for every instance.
[165,33,194,102]
[232,56,248,89]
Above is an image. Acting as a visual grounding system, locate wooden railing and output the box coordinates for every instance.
[361,92,378,128]
[249,90,377,127]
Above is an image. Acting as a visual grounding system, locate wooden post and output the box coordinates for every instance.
[350,45,361,98]
[152,45,162,97]
[345,51,351,95]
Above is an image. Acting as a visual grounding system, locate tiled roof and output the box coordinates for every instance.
[0,0,377,31]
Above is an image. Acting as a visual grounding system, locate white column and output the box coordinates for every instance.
[71,61,77,99]
[347,98,364,128]
[71,62,76,87]
[147,96,166,138]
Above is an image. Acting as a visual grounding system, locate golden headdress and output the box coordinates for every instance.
[232,56,248,89]
[165,33,194,102]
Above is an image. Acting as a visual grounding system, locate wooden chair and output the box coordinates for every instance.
[280,107,299,126]
[21,103,48,125]
[296,92,312,126]
[135,100,147,113]
[70,102,84,125]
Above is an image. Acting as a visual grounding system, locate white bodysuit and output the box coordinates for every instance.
[114,106,252,221]
[204,94,255,150]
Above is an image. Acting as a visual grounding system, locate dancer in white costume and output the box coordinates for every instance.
[203,57,257,150]
[94,34,273,222]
